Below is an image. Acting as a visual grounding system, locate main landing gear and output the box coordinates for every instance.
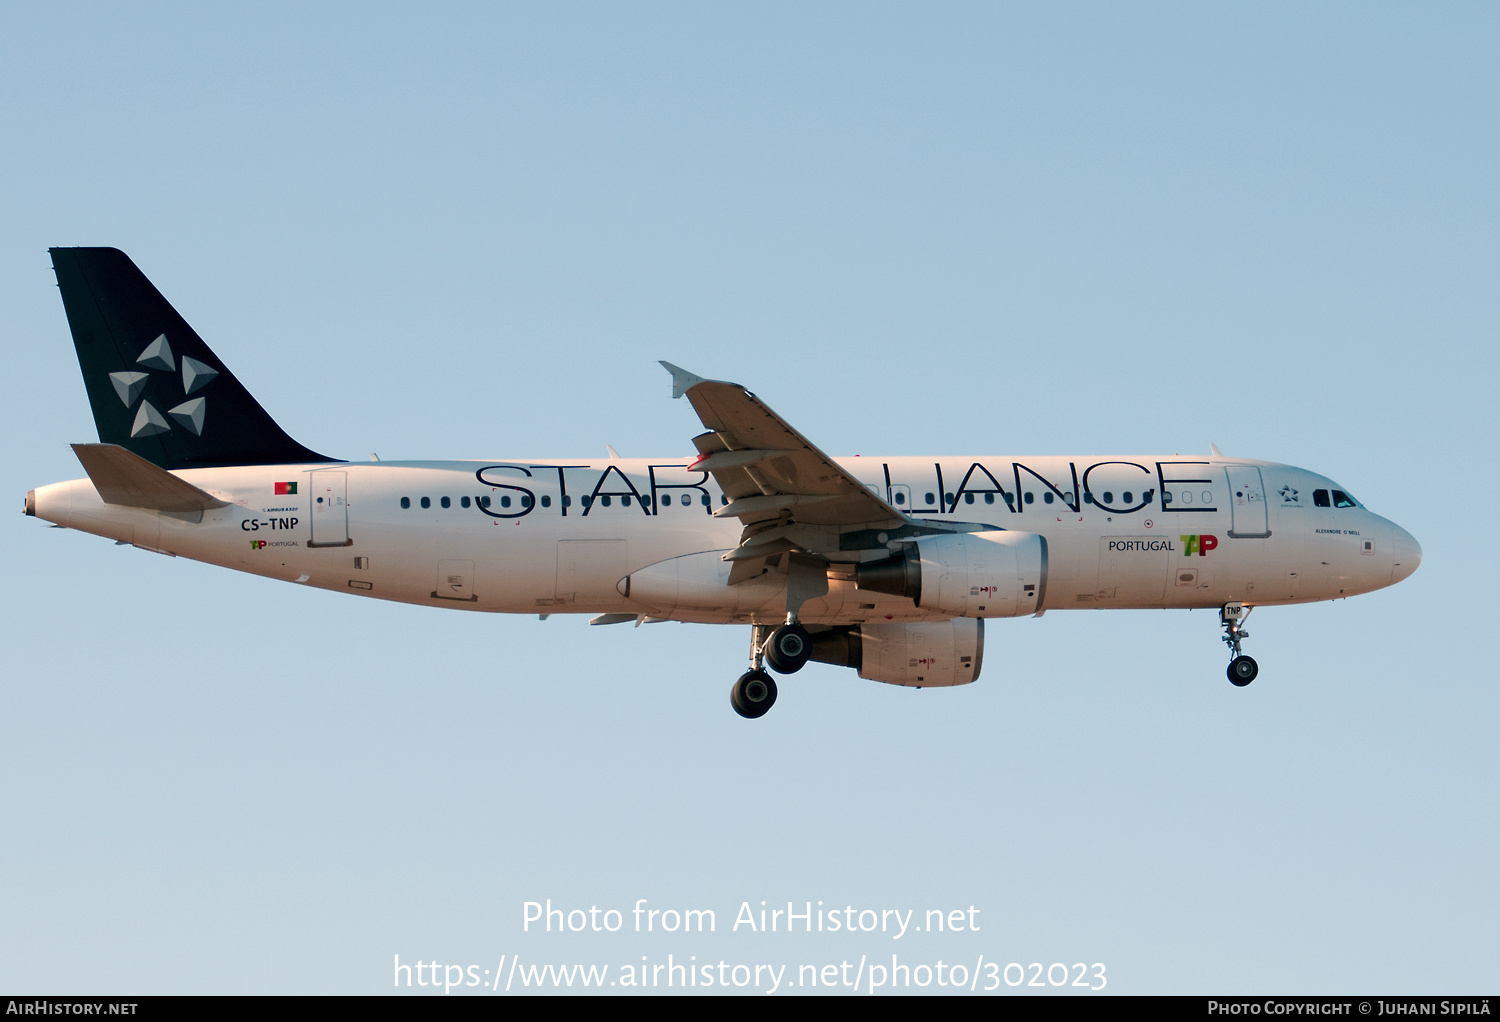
[730,619,812,718]
[764,622,811,674]
[1220,602,1258,687]
[731,669,777,719]
[731,623,779,719]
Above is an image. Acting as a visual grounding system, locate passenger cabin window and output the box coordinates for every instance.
[894,492,905,505]
[925,492,935,505]
[480,495,491,508]
[400,497,410,509]
[460,496,470,508]
[541,495,552,508]
[420,497,430,509]
[984,493,994,504]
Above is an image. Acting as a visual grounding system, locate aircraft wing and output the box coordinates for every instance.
[660,363,908,575]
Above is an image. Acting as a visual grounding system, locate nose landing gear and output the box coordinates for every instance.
[1220,602,1257,686]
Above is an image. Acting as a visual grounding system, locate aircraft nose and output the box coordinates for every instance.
[1390,523,1421,584]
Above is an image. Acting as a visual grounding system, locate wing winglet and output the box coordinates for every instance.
[659,361,708,399]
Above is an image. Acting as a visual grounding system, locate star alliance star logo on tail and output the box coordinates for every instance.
[106,333,219,439]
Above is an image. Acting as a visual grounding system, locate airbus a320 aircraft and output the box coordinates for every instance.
[26,249,1422,718]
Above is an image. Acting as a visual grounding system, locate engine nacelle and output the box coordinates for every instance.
[855,530,1047,617]
[809,619,984,687]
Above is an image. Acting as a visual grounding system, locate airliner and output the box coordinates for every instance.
[25,249,1422,718]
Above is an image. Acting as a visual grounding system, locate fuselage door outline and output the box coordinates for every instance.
[308,469,352,548]
[1225,466,1271,539]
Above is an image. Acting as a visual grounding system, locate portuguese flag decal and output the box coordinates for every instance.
[274,481,298,495]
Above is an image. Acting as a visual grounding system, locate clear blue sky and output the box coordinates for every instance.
[3,3,1495,994]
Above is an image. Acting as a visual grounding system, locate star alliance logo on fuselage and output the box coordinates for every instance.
[106,333,219,439]
[1279,485,1299,503]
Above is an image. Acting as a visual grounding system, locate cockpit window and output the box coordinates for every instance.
[1313,489,1330,507]
[1332,490,1357,508]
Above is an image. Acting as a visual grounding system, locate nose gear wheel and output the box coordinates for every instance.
[1220,603,1257,687]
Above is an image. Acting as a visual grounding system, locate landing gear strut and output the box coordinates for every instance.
[731,556,826,717]
[731,624,779,719]
[1220,602,1258,686]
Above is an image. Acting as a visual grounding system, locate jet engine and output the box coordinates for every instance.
[807,619,984,687]
[854,530,1047,617]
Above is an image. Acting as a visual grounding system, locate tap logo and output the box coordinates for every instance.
[1180,534,1218,556]
[249,540,266,550]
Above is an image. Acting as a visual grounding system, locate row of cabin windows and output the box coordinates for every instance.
[894,487,1359,510]
[394,487,1364,513]
[398,493,733,510]
[898,489,1155,507]
[400,495,500,510]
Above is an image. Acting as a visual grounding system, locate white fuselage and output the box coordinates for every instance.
[30,454,1419,624]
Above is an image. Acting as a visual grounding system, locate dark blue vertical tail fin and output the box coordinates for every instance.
[50,247,337,469]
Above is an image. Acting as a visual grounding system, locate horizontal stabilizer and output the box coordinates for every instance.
[71,443,230,512]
